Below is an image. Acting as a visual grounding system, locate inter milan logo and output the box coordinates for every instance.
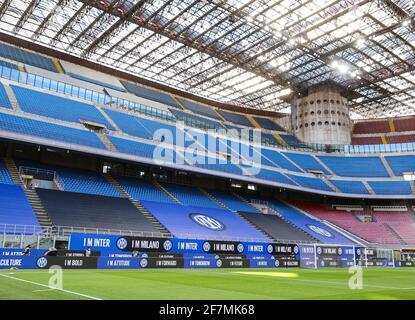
[116,237,128,250]
[163,240,172,252]
[274,260,280,268]
[216,259,223,268]
[306,224,334,238]
[237,243,244,253]
[36,257,48,269]
[267,244,273,254]
[317,246,322,255]
[337,247,343,256]
[202,241,211,252]
[140,258,148,268]
[189,214,225,231]
[293,245,299,254]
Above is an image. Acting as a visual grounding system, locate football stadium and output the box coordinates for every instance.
[0,0,414,303]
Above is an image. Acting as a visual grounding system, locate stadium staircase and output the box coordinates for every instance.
[98,107,121,131]
[4,158,53,230]
[3,84,20,111]
[198,188,230,210]
[251,199,320,243]
[105,174,172,236]
[383,223,407,245]
[200,188,275,240]
[231,193,261,213]
[152,180,182,204]
[97,133,117,152]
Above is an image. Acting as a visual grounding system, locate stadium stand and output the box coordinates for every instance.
[286,174,333,192]
[116,177,174,204]
[252,116,284,131]
[239,212,315,242]
[351,136,383,145]
[0,42,57,72]
[104,108,175,140]
[384,155,415,176]
[0,183,41,234]
[66,72,125,92]
[352,116,415,145]
[108,136,157,159]
[205,190,258,213]
[330,180,370,194]
[11,85,113,129]
[37,189,160,233]
[161,183,222,209]
[0,159,13,184]
[255,169,296,186]
[266,199,353,244]
[279,134,303,146]
[386,134,415,144]
[169,108,222,130]
[177,98,222,121]
[14,160,119,198]
[292,201,401,244]
[368,181,413,195]
[54,168,120,198]
[260,148,302,172]
[317,156,390,177]
[0,83,12,110]
[394,117,415,132]
[217,110,254,127]
[0,112,105,149]
[0,59,18,70]
[283,152,330,174]
[120,80,181,108]
[141,200,270,241]
[353,119,391,134]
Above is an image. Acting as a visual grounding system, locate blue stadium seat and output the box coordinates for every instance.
[0,83,12,110]
[330,180,370,194]
[11,86,114,129]
[193,155,243,176]
[267,199,353,244]
[207,190,257,213]
[253,116,284,131]
[177,98,222,121]
[104,108,175,140]
[255,169,296,186]
[217,110,253,127]
[0,112,105,149]
[279,134,302,146]
[0,160,13,184]
[56,168,120,197]
[116,177,174,204]
[0,60,18,70]
[0,43,57,72]
[385,155,415,176]
[162,183,222,209]
[14,159,119,197]
[66,72,125,92]
[0,183,41,234]
[37,189,160,233]
[120,80,181,108]
[317,155,390,177]
[283,152,330,174]
[142,200,270,241]
[260,148,302,172]
[368,181,412,195]
[287,174,333,192]
[169,108,222,130]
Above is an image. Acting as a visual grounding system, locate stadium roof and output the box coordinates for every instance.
[0,0,414,118]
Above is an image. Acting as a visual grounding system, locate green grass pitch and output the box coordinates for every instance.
[1,268,415,300]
